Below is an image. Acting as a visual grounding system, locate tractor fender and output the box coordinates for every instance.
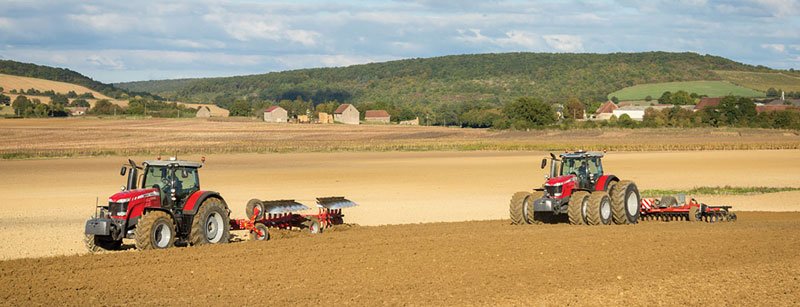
[594,175,619,191]
[182,191,229,215]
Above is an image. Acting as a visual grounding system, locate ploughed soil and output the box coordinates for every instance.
[1,212,799,305]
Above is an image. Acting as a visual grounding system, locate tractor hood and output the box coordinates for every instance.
[545,175,576,186]
[108,188,159,203]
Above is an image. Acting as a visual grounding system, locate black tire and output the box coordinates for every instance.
[586,192,613,225]
[84,234,122,253]
[659,195,678,208]
[688,206,700,222]
[190,198,231,246]
[509,192,529,225]
[304,217,322,234]
[245,198,265,220]
[249,223,270,241]
[134,210,176,250]
[568,191,590,225]
[611,180,641,225]
[524,191,548,224]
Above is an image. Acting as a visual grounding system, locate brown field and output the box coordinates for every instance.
[1,212,799,305]
[1,118,799,159]
[1,150,799,261]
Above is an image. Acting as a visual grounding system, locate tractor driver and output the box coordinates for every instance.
[577,160,590,187]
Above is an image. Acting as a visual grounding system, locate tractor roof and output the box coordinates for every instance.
[560,151,604,159]
[143,160,203,168]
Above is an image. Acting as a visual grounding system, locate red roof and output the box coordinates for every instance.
[695,97,722,110]
[365,110,390,118]
[334,104,353,114]
[595,101,618,114]
[264,105,283,113]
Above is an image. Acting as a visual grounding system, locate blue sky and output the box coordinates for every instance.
[0,0,798,83]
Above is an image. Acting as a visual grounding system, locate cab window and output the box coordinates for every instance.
[143,166,169,189]
[175,167,199,194]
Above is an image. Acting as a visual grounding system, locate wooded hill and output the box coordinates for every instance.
[0,60,158,100]
[117,52,782,107]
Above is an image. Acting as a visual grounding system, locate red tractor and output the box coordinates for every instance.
[510,151,641,225]
[84,158,231,251]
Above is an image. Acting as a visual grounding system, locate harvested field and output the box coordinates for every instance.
[0,73,112,100]
[1,118,799,158]
[1,150,799,260]
[1,212,799,305]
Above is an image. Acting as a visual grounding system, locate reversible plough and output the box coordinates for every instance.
[639,195,737,223]
[230,197,357,240]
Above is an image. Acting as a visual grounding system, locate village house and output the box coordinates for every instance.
[263,105,288,123]
[593,100,618,120]
[67,107,88,116]
[334,104,359,125]
[364,110,391,123]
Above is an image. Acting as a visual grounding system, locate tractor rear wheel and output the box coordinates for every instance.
[249,223,270,241]
[611,180,641,225]
[245,199,265,220]
[84,234,122,253]
[524,191,548,224]
[190,198,231,246]
[568,191,590,225]
[586,192,613,225]
[135,210,176,250]
[509,192,530,225]
[303,217,322,234]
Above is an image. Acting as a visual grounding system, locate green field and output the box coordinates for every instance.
[609,80,764,101]
[715,70,800,92]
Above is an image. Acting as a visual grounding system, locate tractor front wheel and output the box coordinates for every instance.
[134,210,176,250]
[84,234,122,253]
[524,191,549,224]
[190,198,231,246]
[509,192,530,225]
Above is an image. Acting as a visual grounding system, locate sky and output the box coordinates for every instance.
[0,0,798,83]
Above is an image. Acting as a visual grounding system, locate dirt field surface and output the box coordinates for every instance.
[0,212,798,305]
[1,150,799,260]
[1,118,799,158]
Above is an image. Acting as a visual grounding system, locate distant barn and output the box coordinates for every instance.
[263,106,288,123]
[594,100,618,120]
[334,104,359,125]
[364,110,391,123]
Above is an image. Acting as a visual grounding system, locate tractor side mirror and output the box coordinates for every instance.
[180,168,189,178]
[540,158,547,169]
[120,167,127,176]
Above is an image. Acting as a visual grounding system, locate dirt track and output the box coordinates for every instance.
[1,212,798,305]
[1,150,800,260]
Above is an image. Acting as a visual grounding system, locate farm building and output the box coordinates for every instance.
[594,100,618,120]
[694,97,722,111]
[612,106,647,120]
[364,110,391,123]
[263,106,288,123]
[334,104,360,125]
[195,106,212,118]
[67,107,88,116]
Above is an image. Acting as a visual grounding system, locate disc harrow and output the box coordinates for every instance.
[639,197,736,223]
[230,196,357,240]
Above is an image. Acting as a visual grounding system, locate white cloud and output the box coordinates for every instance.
[761,43,786,53]
[0,17,12,29]
[542,35,584,52]
[286,30,320,46]
[161,39,227,49]
[86,55,125,70]
[457,29,541,50]
[68,13,137,33]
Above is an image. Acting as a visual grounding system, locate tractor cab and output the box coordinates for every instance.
[540,151,606,198]
[140,160,202,209]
